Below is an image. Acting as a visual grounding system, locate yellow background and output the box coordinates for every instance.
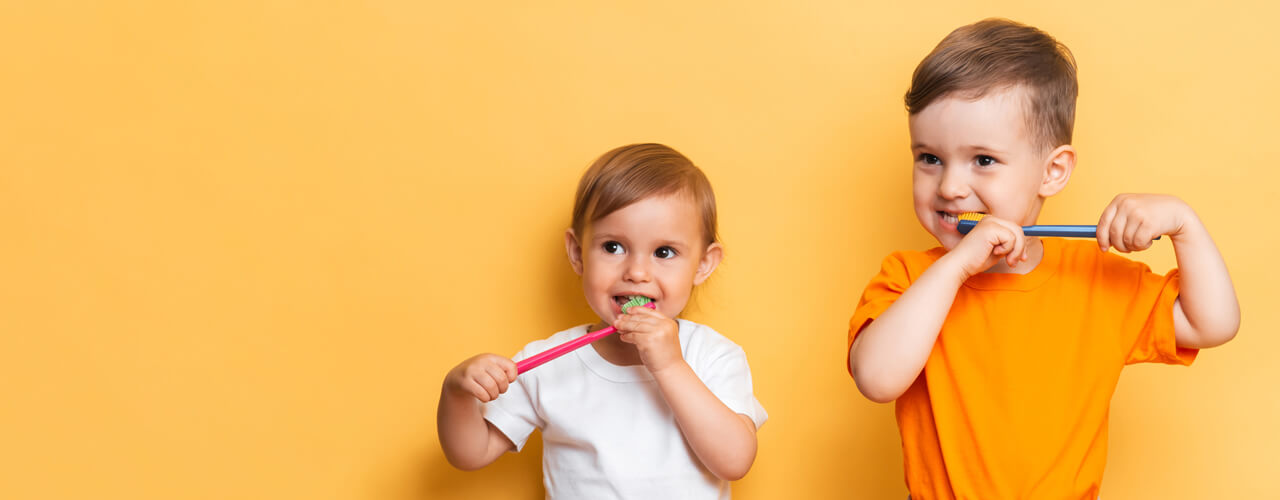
[3,1,1276,498]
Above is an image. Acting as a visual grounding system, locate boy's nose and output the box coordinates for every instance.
[937,168,972,200]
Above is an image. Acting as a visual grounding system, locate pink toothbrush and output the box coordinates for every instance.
[516,297,655,375]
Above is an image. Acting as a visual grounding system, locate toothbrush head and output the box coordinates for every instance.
[956,212,987,234]
[620,295,654,313]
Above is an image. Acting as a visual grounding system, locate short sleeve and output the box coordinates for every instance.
[699,346,768,429]
[847,252,914,376]
[482,347,546,452]
[1125,267,1198,366]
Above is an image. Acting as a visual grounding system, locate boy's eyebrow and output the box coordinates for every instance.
[967,145,1012,156]
[908,142,1010,155]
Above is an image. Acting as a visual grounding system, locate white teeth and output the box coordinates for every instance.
[941,212,958,224]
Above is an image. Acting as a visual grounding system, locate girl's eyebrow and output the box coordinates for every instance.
[591,232,626,241]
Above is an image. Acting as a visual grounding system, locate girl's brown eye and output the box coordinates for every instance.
[603,241,624,254]
[654,247,676,259]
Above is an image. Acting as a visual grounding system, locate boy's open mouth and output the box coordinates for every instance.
[937,211,985,225]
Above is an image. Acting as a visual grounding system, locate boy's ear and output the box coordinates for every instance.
[693,242,723,285]
[564,229,584,276]
[1039,144,1076,197]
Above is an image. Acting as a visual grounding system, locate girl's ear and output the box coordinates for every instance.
[1039,144,1076,197]
[564,229,585,276]
[693,242,723,285]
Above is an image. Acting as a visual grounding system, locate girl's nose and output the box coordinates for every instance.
[623,256,652,282]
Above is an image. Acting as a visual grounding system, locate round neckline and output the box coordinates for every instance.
[953,237,1063,291]
[575,320,692,383]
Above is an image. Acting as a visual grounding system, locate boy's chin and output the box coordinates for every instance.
[927,228,962,250]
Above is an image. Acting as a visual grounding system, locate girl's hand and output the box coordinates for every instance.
[443,354,518,403]
[943,215,1028,279]
[613,307,684,373]
[1097,194,1194,253]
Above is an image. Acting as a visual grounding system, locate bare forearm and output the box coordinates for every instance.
[1171,216,1240,347]
[850,255,966,402]
[652,362,757,481]
[436,390,502,470]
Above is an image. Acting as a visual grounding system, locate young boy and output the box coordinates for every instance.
[846,19,1240,499]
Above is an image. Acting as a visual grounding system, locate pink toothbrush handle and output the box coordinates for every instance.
[515,302,655,375]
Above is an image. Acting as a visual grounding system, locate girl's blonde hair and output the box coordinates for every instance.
[571,143,717,246]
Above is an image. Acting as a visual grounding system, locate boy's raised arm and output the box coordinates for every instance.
[1096,194,1240,348]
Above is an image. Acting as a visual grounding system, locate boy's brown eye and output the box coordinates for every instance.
[602,241,624,254]
[918,153,941,165]
[654,247,676,259]
[976,155,997,166]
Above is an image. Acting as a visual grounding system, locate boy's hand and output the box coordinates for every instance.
[944,215,1028,279]
[613,307,684,373]
[443,354,518,403]
[1097,194,1193,253]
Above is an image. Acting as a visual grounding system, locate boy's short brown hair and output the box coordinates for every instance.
[905,18,1078,152]
[571,143,718,246]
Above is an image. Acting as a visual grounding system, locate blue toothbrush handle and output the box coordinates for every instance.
[957,221,1161,240]
[1022,225,1097,237]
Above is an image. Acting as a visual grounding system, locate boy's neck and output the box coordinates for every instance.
[982,236,1044,275]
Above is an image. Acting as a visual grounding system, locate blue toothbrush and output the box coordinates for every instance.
[956,212,1160,239]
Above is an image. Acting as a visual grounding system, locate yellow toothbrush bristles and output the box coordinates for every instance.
[958,212,986,222]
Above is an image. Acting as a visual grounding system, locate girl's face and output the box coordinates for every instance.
[565,193,721,325]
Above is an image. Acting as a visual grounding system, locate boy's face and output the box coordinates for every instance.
[565,193,721,325]
[908,86,1063,250]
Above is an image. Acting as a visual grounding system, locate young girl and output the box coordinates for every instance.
[437,143,767,498]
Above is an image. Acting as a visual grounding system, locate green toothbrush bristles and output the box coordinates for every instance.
[621,296,652,313]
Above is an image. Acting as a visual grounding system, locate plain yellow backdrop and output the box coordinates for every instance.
[2,1,1276,498]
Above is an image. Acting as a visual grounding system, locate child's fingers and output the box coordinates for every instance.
[498,358,518,382]
[1007,225,1026,268]
[1130,221,1155,251]
[484,364,510,394]
[1109,212,1130,252]
[616,312,660,332]
[1097,201,1119,251]
[465,377,496,402]
[1122,218,1143,252]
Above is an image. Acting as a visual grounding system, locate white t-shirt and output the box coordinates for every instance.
[483,319,767,500]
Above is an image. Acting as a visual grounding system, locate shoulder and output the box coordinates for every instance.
[678,319,746,360]
[867,247,945,286]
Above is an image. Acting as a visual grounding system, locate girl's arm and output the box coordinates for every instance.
[1096,194,1240,348]
[652,363,757,480]
[849,216,1028,403]
[436,354,518,470]
[613,308,757,480]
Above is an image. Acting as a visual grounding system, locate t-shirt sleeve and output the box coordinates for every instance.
[847,253,913,376]
[699,344,768,429]
[481,347,546,452]
[1123,267,1198,366]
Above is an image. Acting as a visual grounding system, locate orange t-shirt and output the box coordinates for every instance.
[847,238,1196,500]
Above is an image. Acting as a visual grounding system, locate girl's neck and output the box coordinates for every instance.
[588,322,644,366]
